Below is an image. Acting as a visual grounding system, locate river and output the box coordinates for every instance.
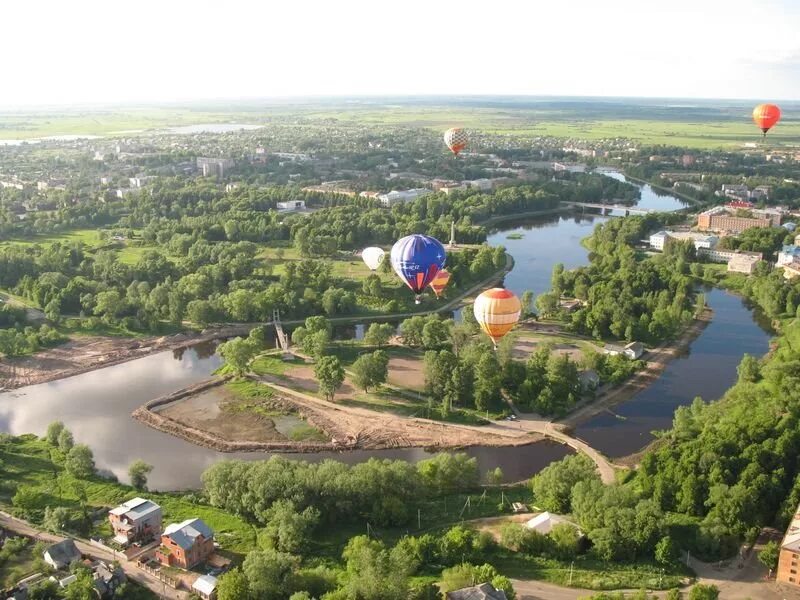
[0,172,772,489]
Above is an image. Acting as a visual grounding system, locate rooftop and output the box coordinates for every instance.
[163,518,213,550]
[782,506,800,552]
[109,497,160,521]
[193,574,218,595]
[446,583,508,600]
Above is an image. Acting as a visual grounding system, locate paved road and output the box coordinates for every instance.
[0,511,187,599]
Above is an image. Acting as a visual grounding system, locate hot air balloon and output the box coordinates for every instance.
[429,269,451,299]
[444,127,468,156]
[753,104,781,137]
[473,288,521,348]
[361,247,385,271]
[390,234,447,304]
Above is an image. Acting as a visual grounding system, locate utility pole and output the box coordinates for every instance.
[418,508,421,530]
[568,561,574,586]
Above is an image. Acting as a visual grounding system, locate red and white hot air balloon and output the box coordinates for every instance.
[444,127,468,156]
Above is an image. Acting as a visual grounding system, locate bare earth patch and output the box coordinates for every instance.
[387,356,426,391]
[156,388,287,444]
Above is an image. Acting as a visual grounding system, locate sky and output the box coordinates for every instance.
[2,0,799,107]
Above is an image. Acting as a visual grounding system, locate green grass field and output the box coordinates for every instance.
[3,102,798,148]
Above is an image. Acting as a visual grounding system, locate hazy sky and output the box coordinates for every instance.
[3,0,799,106]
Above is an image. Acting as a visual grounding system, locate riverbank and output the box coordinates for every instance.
[0,254,513,393]
[558,307,713,431]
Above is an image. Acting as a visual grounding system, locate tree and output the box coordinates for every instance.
[217,567,251,600]
[186,299,216,326]
[12,485,41,516]
[258,499,320,553]
[422,318,450,349]
[549,523,580,559]
[688,584,719,600]
[758,540,779,572]
[242,549,299,600]
[363,322,393,347]
[218,337,258,376]
[44,298,61,323]
[520,290,534,319]
[350,351,389,392]
[342,536,412,600]
[46,421,65,446]
[65,444,95,479]
[655,535,678,565]
[314,356,345,401]
[399,316,426,347]
[58,429,74,453]
[128,460,154,491]
[530,454,599,513]
[42,505,70,533]
[737,353,761,384]
[474,353,502,412]
[486,467,503,485]
[535,291,559,317]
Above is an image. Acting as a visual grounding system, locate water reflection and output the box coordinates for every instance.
[573,289,771,457]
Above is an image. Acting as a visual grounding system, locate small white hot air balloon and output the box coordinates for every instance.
[362,247,385,271]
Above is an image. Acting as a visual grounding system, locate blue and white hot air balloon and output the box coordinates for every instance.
[390,234,447,304]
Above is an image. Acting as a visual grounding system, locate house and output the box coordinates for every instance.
[192,574,218,600]
[648,230,670,251]
[776,502,800,585]
[624,341,644,360]
[525,511,580,535]
[377,188,431,207]
[43,539,81,569]
[276,200,306,211]
[108,497,162,545]
[445,582,508,600]
[92,562,126,597]
[579,369,600,392]
[558,298,583,313]
[156,518,214,569]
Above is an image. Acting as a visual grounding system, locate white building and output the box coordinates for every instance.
[129,176,154,188]
[778,246,800,266]
[378,188,432,207]
[526,512,581,535]
[552,162,587,173]
[649,230,718,252]
[702,248,763,264]
[466,179,493,191]
[192,574,218,600]
[277,200,306,211]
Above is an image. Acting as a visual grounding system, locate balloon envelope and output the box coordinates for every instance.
[362,247,385,271]
[444,127,468,156]
[473,288,521,346]
[390,234,447,297]
[429,269,451,298]
[753,104,781,135]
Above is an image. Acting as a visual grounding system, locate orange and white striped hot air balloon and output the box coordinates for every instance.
[444,127,468,156]
[752,103,781,137]
[429,269,451,298]
[473,288,521,348]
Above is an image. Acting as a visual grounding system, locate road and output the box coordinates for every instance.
[0,511,187,599]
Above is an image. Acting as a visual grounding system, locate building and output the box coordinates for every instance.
[466,178,493,191]
[700,248,763,264]
[624,341,644,359]
[649,230,718,252]
[552,162,587,173]
[727,253,762,275]
[92,561,127,597]
[783,262,800,280]
[777,502,800,585]
[794,233,800,247]
[116,188,141,199]
[43,539,81,569]
[276,200,306,211]
[604,342,644,360]
[129,176,154,188]
[720,184,750,201]
[108,497,162,545]
[445,583,508,600]
[778,246,800,266]
[377,188,431,207]
[526,512,580,535]
[192,574,218,600]
[697,206,781,233]
[156,518,214,569]
[196,157,235,178]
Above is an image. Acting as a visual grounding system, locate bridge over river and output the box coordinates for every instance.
[561,201,656,216]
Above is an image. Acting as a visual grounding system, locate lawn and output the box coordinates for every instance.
[0,228,102,248]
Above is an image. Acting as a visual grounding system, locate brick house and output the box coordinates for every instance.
[155,519,214,570]
[777,504,800,585]
[108,497,162,545]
